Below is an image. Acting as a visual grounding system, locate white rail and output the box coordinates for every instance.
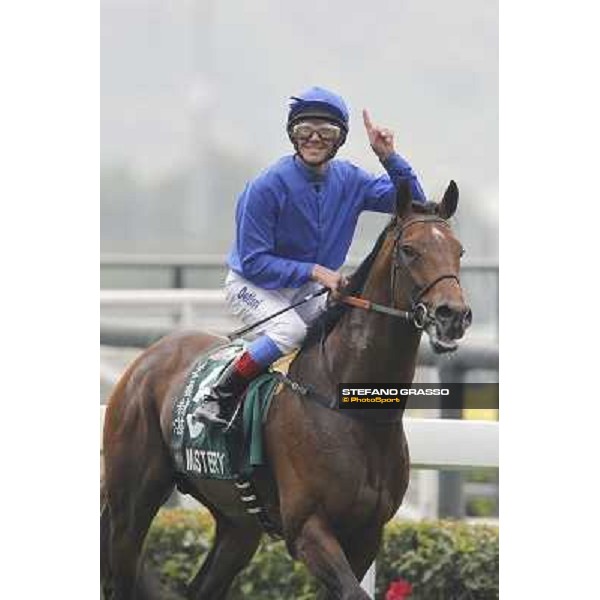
[101,289,226,306]
[100,289,232,331]
[405,418,498,470]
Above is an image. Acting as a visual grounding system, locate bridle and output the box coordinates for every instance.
[340,215,461,330]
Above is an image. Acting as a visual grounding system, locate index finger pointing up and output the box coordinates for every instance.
[362,108,374,132]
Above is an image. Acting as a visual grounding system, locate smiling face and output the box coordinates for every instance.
[290,118,342,166]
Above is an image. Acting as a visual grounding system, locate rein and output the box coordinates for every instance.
[339,295,429,329]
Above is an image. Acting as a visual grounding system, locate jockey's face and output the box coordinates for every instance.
[291,119,341,166]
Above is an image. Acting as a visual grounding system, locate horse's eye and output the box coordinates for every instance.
[401,245,419,259]
[460,247,466,258]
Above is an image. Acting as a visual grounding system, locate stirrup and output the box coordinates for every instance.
[191,403,229,427]
[222,400,243,433]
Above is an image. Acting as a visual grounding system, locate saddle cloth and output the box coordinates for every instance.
[171,342,283,481]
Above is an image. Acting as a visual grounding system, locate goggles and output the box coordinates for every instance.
[291,121,342,143]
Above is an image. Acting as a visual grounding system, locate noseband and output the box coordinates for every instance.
[341,216,460,330]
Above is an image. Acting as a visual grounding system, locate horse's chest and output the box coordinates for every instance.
[329,431,409,524]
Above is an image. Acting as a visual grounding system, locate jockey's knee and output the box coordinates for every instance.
[267,318,308,355]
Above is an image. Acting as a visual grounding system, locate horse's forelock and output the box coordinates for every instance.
[411,200,438,216]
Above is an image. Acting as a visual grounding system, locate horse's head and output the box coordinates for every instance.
[389,180,472,353]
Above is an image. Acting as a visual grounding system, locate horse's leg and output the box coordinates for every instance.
[187,514,262,600]
[293,514,371,600]
[338,525,384,599]
[104,441,175,600]
[313,525,386,600]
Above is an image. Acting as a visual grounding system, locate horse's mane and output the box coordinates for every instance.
[302,201,439,351]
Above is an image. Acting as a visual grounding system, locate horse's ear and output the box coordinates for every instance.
[395,180,413,218]
[438,180,459,219]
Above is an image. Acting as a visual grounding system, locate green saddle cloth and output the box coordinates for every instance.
[171,342,281,481]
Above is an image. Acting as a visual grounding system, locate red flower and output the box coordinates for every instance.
[385,578,413,600]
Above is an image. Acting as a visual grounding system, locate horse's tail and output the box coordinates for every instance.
[100,483,112,599]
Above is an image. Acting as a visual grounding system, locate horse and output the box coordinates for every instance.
[100,180,472,600]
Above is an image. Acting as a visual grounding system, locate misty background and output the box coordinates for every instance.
[101,0,498,261]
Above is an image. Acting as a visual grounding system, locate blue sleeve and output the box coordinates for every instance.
[235,183,314,289]
[360,152,426,213]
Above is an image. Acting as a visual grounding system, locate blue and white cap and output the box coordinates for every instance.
[287,86,350,135]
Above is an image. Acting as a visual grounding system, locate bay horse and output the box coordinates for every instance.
[101,180,471,599]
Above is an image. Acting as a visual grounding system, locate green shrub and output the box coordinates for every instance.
[376,520,498,599]
[144,509,215,596]
[465,497,497,518]
[144,509,498,599]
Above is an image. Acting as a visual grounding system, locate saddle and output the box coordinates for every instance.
[171,343,295,481]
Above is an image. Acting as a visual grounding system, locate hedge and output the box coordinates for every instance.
[143,509,498,599]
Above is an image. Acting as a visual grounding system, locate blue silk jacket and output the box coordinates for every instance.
[227,153,425,288]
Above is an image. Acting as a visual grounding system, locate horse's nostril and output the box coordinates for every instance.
[435,305,454,321]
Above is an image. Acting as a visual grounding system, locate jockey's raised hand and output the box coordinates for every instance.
[363,108,395,161]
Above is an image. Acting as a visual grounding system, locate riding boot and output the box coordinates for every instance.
[192,351,264,426]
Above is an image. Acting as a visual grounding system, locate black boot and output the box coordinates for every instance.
[192,351,263,427]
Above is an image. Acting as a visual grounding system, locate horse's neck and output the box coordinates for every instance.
[326,305,421,385]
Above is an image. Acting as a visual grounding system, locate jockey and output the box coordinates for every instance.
[193,85,426,425]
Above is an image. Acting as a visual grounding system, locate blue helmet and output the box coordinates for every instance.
[287,86,350,147]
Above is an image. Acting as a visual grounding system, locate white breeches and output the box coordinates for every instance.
[225,270,327,354]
